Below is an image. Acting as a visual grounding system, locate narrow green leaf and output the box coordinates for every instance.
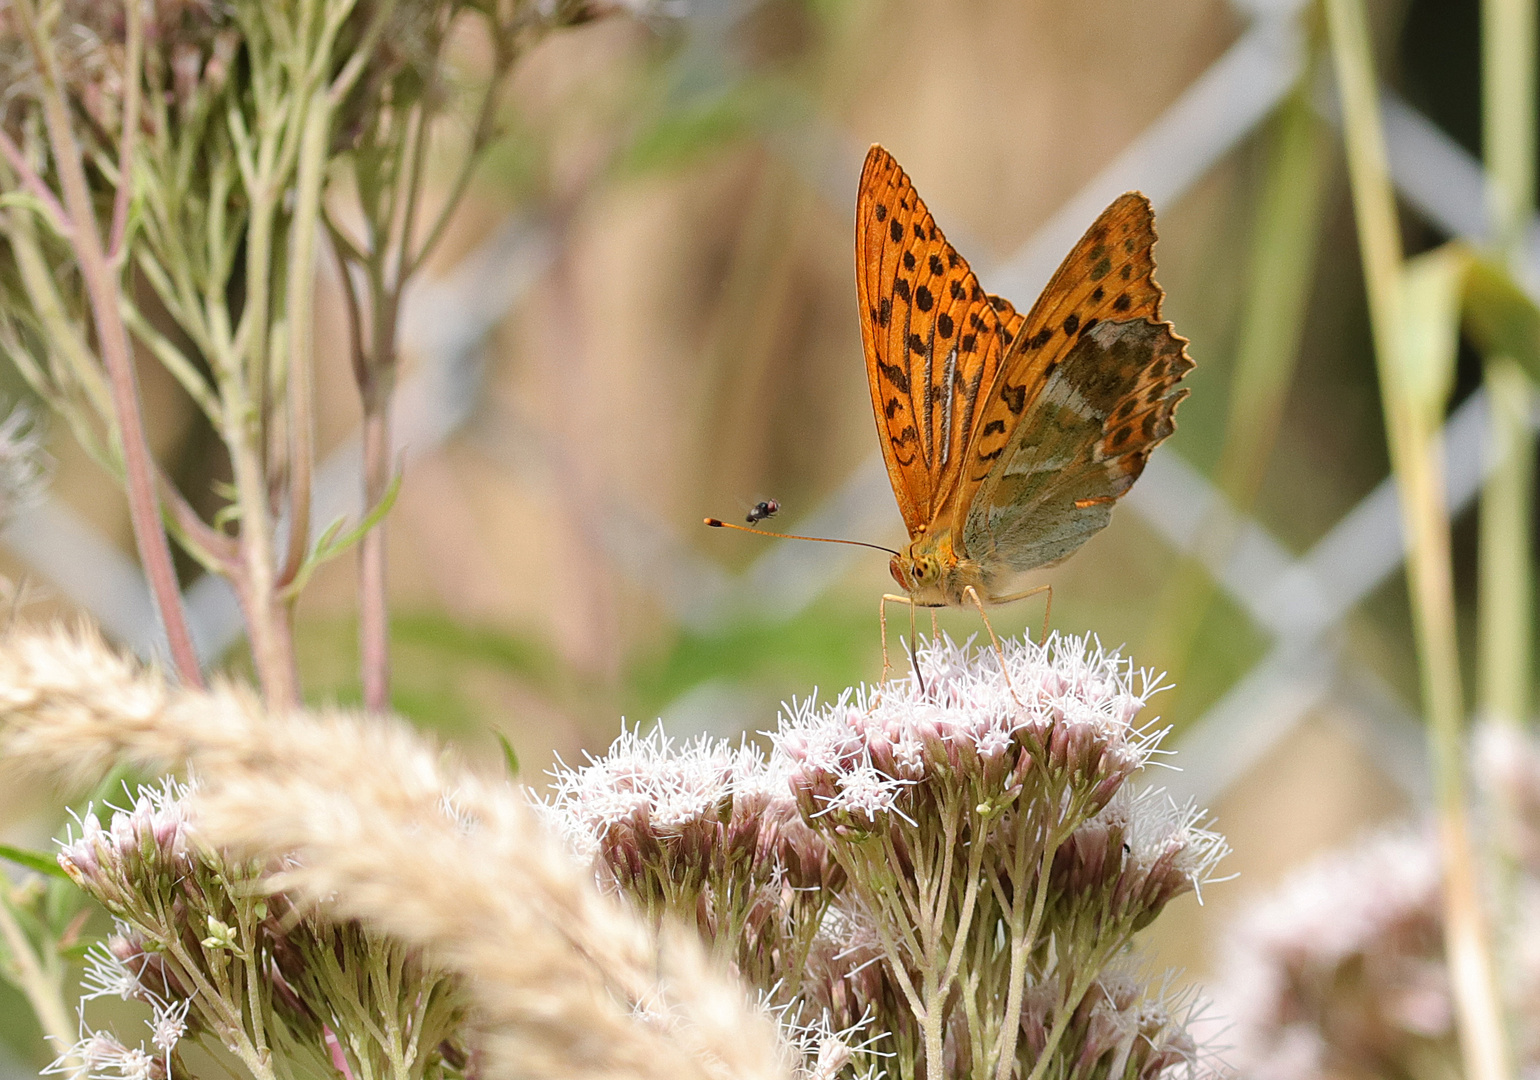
[496,731,520,778]
[0,843,66,879]
[1463,255,1540,381]
[1399,242,1471,420]
[281,472,403,599]
[0,192,70,239]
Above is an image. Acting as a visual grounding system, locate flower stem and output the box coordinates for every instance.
[1479,0,1536,731]
[993,822,1064,1080]
[0,890,74,1057]
[16,0,204,687]
[1325,2,1512,1078]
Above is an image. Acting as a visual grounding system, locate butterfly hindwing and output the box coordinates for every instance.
[856,146,1020,535]
[961,319,1191,583]
[955,194,1193,588]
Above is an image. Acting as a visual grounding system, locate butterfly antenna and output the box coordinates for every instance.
[704,518,901,556]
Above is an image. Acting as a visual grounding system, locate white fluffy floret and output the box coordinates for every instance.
[545,725,759,856]
[772,633,1166,825]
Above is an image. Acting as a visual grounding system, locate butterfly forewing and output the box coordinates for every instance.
[856,146,1020,536]
[955,194,1193,582]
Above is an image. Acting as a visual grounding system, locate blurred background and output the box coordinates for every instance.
[0,0,1515,1024]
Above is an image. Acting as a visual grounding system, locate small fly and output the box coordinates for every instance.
[746,499,780,525]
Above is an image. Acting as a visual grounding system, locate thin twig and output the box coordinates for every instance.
[0,127,74,238]
[14,0,205,687]
[0,891,76,1061]
[402,40,513,281]
[107,0,144,262]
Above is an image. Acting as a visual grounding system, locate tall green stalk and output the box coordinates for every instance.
[1325,2,1511,1079]
[1479,0,1536,731]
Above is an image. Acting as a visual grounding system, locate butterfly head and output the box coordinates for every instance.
[890,532,965,606]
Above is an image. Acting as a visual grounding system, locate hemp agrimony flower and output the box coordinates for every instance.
[552,633,1230,1080]
[56,778,468,1080]
[548,728,844,992]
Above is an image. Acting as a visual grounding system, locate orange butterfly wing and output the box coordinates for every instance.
[855,146,1021,538]
[952,193,1194,573]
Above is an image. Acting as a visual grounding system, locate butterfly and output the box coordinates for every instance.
[856,144,1193,613]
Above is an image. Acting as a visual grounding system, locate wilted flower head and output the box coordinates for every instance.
[79,929,187,1006]
[45,1026,166,1080]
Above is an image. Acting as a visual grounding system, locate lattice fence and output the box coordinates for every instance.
[2,0,1521,813]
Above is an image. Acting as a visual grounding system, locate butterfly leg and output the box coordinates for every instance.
[963,585,1022,706]
[988,583,1054,643]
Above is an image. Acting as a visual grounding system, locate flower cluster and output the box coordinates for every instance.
[549,633,1230,1080]
[1215,829,1450,1080]
[53,779,467,1080]
[1217,722,1540,1080]
[548,728,843,992]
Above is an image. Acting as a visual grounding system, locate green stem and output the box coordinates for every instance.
[275,97,331,590]
[992,820,1064,1080]
[1326,3,1512,1079]
[1483,0,1535,256]
[1479,0,1536,731]
[0,890,74,1057]
[1479,359,1534,728]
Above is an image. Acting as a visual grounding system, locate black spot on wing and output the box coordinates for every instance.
[999,382,1027,414]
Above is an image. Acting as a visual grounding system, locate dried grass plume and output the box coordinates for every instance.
[0,623,791,1080]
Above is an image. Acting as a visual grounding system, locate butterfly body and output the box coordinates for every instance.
[856,146,1193,611]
